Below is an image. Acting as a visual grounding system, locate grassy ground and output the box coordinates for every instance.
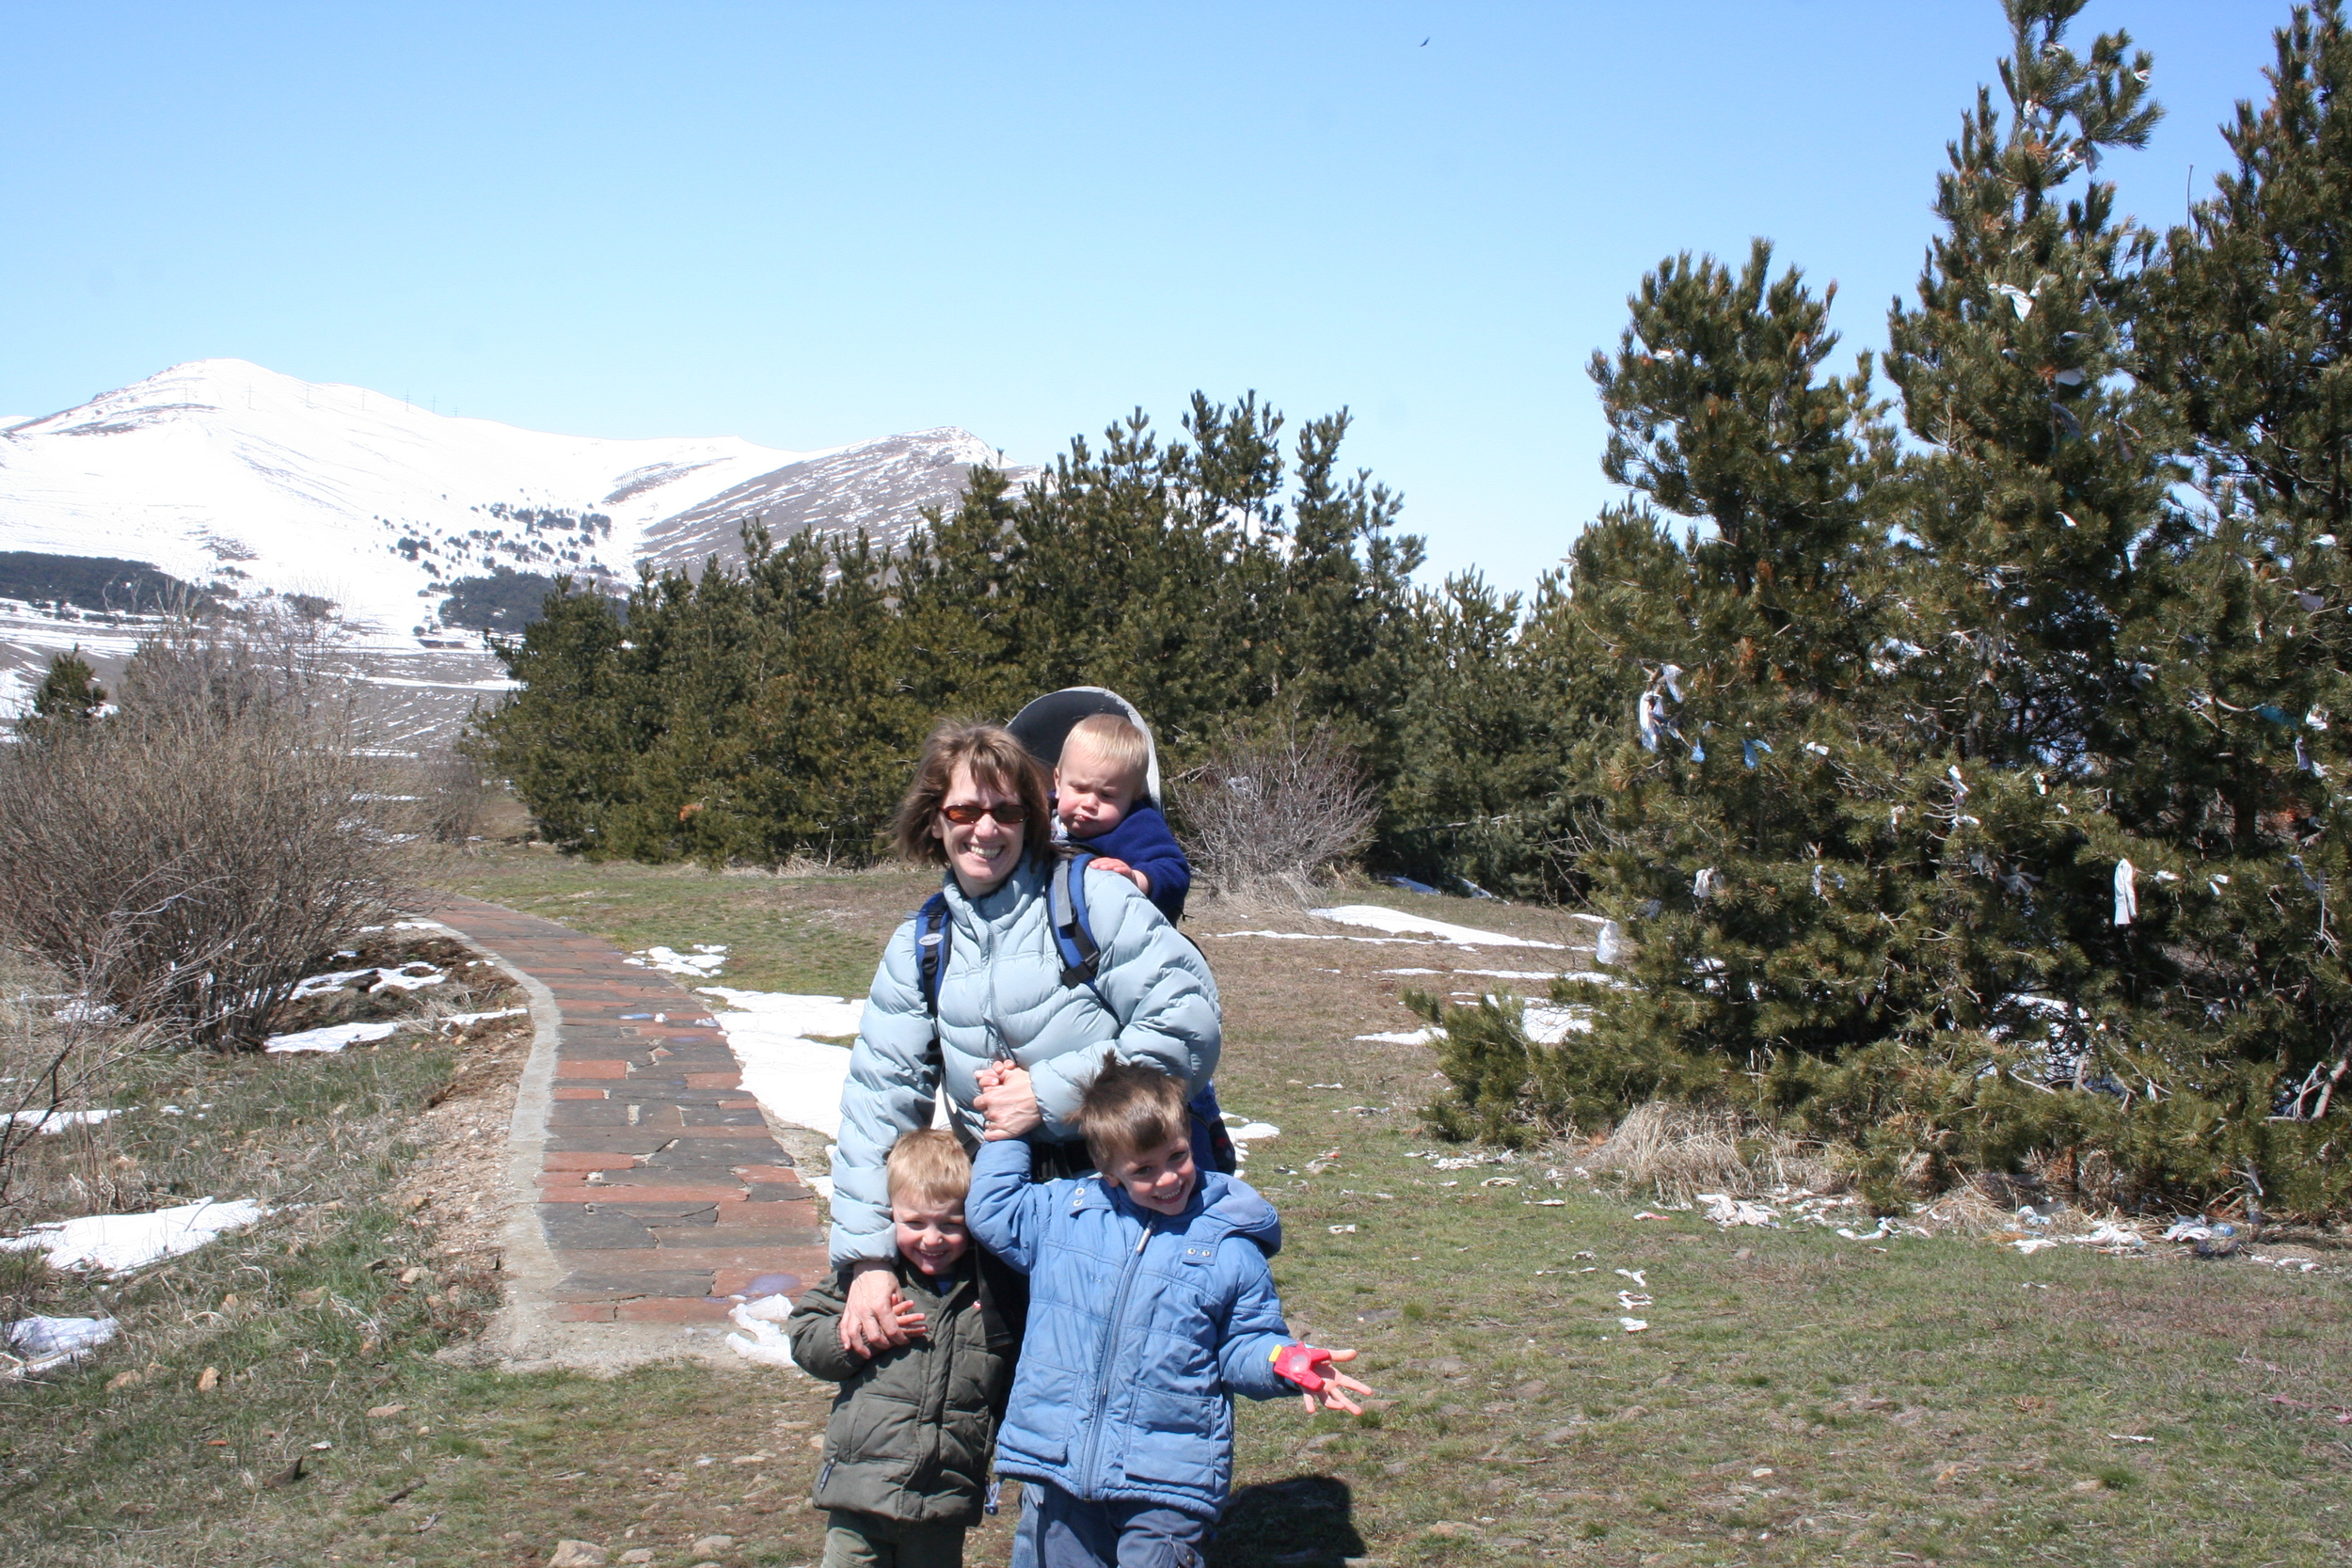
[8,846,2348,1566]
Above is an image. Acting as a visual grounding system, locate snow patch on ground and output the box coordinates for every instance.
[1524,1006,1594,1041]
[1,1197,269,1273]
[628,944,729,977]
[699,987,865,1137]
[5,1314,118,1377]
[724,1292,799,1369]
[3,1108,126,1133]
[437,1006,529,1028]
[1310,905,1566,949]
[264,1020,403,1053]
[1355,1029,1442,1046]
[290,962,444,999]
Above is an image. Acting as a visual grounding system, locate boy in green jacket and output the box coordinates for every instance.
[787,1131,1021,1568]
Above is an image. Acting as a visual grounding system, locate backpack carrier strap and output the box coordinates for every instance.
[1049,849,1104,990]
[914,891,952,1030]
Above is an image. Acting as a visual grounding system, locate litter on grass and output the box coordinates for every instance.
[4,1314,118,1378]
[1697,1193,1781,1228]
[264,1021,403,1053]
[1308,906,1566,949]
[1617,1318,1649,1333]
[699,988,866,1137]
[1,1197,268,1273]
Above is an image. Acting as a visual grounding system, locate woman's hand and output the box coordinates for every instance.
[976,1061,1042,1141]
[839,1260,922,1357]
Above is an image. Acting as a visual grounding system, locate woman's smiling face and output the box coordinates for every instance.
[933,760,1027,895]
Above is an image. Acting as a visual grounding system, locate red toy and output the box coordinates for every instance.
[1271,1342,1374,1416]
[1272,1342,1334,1393]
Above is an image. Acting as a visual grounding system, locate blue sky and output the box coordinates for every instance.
[0,3,2299,594]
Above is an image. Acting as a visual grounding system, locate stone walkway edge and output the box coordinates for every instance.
[421,892,828,1370]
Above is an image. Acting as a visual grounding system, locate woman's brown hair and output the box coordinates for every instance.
[892,719,1053,868]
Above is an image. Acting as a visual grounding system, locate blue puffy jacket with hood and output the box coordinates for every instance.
[965,1137,1295,1522]
[829,855,1221,1266]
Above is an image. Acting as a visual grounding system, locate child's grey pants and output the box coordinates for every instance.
[1011,1481,1208,1568]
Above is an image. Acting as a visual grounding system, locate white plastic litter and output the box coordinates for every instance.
[1307,906,1565,950]
[2,1197,269,1273]
[723,1292,799,1369]
[5,1314,118,1377]
[2011,1236,2058,1255]
[2113,860,2137,927]
[1617,1317,1649,1333]
[1697,1193,1779,1228]
[264,1021,402,1053]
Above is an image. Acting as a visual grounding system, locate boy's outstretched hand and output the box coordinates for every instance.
[1272,1343,1373,1416]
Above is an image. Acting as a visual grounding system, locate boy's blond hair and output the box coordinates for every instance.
[885,1129,972,1210]
[1072,1052,1190,1170]
[1060,714,1149,792]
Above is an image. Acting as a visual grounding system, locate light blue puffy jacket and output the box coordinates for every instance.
[966,1139,1295,1521]
[828,855,1222,1266]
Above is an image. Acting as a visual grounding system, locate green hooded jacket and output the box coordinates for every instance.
[784,1254,1022,1525]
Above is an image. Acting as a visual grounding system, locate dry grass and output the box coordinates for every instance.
[1578,1101,1840,1205]
[11,847,2350,1567]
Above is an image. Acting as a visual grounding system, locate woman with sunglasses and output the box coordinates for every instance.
[827,719,1222,1358]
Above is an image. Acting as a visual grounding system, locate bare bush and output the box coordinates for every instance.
[1176,716,1376,898]
[0,947,170,1214]
[417,739,493,845]
[0,612,397,1051]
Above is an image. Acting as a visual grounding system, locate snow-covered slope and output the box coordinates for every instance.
[0,359,1011,633]
[641,427,1015,573]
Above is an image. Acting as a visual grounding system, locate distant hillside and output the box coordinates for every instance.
[0,551,213,615]
[0,359,1027,639]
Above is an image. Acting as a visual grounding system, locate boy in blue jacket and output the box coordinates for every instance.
[968,1054,1370,1567]
[1054,714,1191,922]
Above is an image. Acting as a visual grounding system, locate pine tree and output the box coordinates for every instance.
[2126,0,2352,1210]
[1539,240,1909,1110]
[19,649,107,741]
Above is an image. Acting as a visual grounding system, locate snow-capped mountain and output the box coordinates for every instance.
[0,358,1029,744]
[0,359,1017,632]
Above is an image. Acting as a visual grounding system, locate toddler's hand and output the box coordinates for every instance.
[1272,1343,1372,1416]
[1088,855,1152,895]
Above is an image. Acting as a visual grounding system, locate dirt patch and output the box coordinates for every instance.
[389,1009,534,1276]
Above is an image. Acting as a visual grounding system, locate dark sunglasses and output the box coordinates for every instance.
[939,800,1030,827]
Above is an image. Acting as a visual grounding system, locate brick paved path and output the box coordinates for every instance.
[422,892,828,1331]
